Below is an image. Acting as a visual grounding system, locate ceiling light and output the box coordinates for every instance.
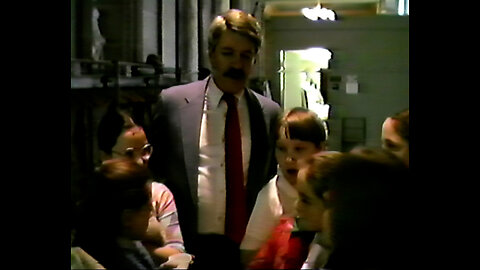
[301,2,336,21]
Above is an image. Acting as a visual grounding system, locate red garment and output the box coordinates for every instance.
[248,217,311,269]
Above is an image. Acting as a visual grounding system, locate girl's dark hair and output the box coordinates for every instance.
[76,159,152,240]
[94,158,152,210]
[74,159,152,268]
[97,102,135,154]
[304,147,410,269]
[276,107,327,148]
[329,148,408,244]
[302,151,343,203]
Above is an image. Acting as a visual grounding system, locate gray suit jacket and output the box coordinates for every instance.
[148,78,282,251]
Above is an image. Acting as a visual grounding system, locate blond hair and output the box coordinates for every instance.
[208,9,262,54]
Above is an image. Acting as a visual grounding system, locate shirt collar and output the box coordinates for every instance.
[207,76,245,108]
[277,167,299,199]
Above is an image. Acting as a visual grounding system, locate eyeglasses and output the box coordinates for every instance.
[112,143,153,160]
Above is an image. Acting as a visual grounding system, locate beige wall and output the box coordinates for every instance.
[264,15,409,151]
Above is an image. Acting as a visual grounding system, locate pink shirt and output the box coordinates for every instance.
[150,182,185,252]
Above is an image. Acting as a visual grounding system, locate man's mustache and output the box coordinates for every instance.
[223,68,246,80]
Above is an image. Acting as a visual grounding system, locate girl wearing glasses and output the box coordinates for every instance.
[95,103,189,268]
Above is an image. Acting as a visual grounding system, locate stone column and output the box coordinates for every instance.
[177,0,199,83]
[161,0,176,69]
[198,0,211,74]
[139,0,158,62]
[251,1,266,79]
[96,0,140,62]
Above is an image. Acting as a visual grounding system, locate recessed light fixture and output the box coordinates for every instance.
[301,1,336,21]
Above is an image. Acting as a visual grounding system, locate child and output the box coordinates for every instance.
[296,147,409,270]
[295,151,343,269]
[74,158,157,270]
[240,107,328,268]
[96,102,187,266]
[381,109,409,167]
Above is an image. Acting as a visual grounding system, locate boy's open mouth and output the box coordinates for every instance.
[286,169,298,176]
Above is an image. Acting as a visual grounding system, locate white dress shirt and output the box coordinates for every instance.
[301,233,331,269]
[197,77,251,235]
[240,168,298,251]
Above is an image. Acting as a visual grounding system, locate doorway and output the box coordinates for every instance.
[279,47,332,121]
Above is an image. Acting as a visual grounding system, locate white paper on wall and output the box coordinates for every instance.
[346,75,358,94]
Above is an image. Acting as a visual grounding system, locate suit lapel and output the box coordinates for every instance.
[177,83,272,212]
[180,81,207,203]
[244,89,271,213]
[245,88,269,167]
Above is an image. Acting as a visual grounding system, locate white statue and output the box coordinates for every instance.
[92,8,105,61]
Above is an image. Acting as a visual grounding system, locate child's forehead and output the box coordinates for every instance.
[277,127,308,141]
[124,126,144,136]
[276,136,315,146]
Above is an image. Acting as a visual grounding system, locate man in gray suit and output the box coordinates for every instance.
[148,9,282,269]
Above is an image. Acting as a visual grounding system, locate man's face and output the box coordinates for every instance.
[209,30,257,94]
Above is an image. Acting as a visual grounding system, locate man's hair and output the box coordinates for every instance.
[208,9,262,54]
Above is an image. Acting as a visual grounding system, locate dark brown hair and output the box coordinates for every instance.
[303,147,410,269]
[301,151,343,203]
[95,158,152,210]
[77,158,152,239]
[97,102,136,154]
[276,107,327,148]
[74,159,153,269]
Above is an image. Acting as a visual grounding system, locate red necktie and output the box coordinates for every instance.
[223,93,247,244]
